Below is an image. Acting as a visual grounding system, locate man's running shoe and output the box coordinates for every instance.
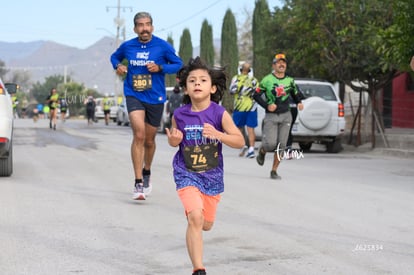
[192,269,206,275]
[270,170,282,180]
[256,148,265,166]
[143,174,152,196]
[132,184,146,200]
[239,145,248,157]
[246,151,255,158]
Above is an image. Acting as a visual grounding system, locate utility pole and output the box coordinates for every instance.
[106,0,132,48]
[106,0,132,98]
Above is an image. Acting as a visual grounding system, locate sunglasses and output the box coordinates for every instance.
[274,54,286,60]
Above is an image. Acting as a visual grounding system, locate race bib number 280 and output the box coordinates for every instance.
[132,74,152,91]
[183,144,219,173]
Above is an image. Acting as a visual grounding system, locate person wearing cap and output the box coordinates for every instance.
[253,53,304,179]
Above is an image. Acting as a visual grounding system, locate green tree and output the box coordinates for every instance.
[179,28,193,65]
[200,19,215,65]
[31,75,68,104]
[266,5,304,77]
[62,82,98,116]
[166,35,177,87]
[271,0,394,84]
[220,8,239,113]
[252,0,272,80]
[377,0,414,72]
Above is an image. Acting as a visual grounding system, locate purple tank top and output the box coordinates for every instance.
[172,102,225,195]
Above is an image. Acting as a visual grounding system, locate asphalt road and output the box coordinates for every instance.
[1,118,414,275]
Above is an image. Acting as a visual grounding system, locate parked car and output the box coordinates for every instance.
[256,79,345,153]
[95,97,118,122]
[116,97,129,126]
[0,79,17,176]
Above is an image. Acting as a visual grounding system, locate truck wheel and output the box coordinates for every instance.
[326,138,343,153]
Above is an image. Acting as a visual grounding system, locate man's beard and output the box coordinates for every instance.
[139,32,151,42]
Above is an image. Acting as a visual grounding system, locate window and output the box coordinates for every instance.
[297,84,337,101]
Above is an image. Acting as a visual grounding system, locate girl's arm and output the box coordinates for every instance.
[202,111,244,149]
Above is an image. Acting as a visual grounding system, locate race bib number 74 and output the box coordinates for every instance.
[183,144,219,173]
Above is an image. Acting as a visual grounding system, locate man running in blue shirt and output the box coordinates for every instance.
[110,11,183,200]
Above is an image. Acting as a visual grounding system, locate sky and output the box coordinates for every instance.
[1,0,282,49]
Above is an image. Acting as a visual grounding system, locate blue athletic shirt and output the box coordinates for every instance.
[110,35,183,104]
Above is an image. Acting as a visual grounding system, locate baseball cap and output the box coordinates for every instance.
[273,53,287,63]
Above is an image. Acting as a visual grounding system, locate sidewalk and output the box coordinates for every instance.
[343,127,414,158]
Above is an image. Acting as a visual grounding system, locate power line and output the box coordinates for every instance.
[158,0,224,33]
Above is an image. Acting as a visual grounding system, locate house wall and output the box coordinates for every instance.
[392,73,414,128]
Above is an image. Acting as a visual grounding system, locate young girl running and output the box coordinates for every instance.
[166,57,244,275]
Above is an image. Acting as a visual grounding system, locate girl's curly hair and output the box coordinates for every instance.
[176,56,227,104]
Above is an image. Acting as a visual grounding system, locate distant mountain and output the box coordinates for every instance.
[1,37,120,94]
[0,40,45,63]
